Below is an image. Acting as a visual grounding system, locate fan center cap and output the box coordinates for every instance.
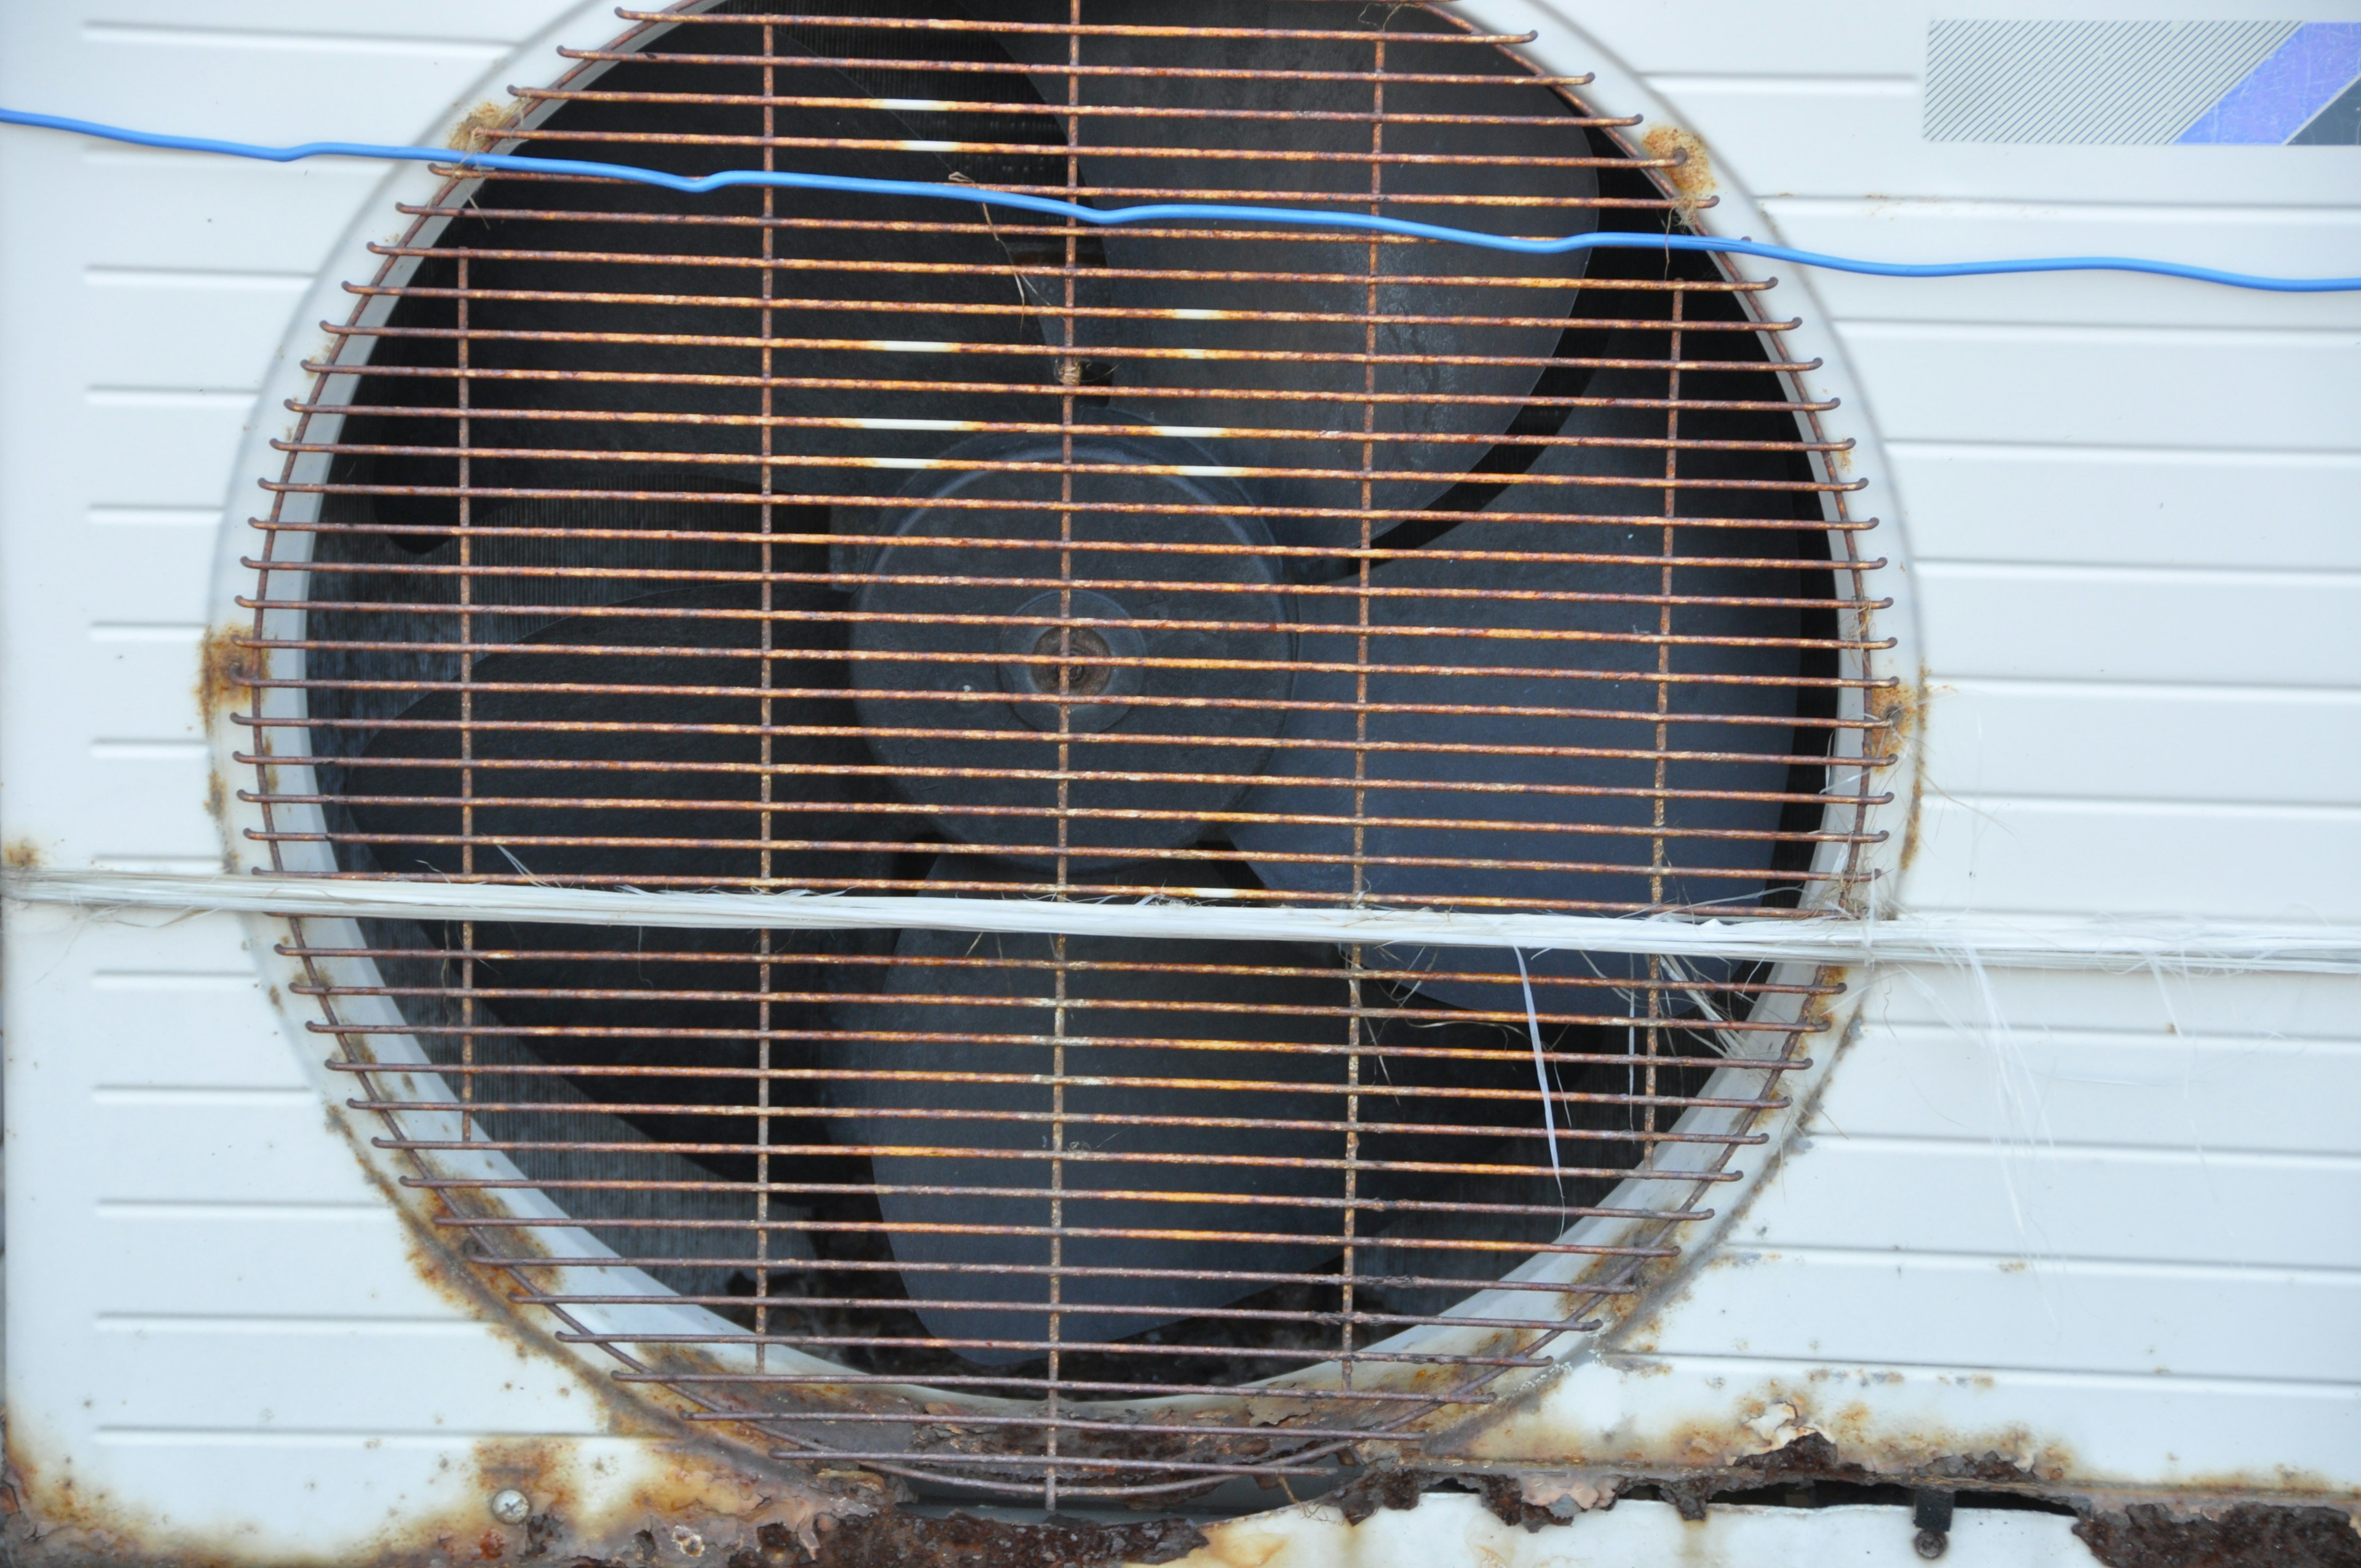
[1036,627,1110,695]
[998,590,1145,732]
[846,427,1292,864]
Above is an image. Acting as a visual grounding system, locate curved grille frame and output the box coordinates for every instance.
[230,0,1899,1503]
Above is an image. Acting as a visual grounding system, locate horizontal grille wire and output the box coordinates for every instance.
[243,0,1893,1504]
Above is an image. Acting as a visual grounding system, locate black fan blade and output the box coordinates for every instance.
[1229,368,1821,1013]
[341,576,906,1162]
[987,0,1597,541]
[823,862,1660,1359]
[825,859,1352,1360]
[347,26,1069,538]
[1345,980,1725,1323]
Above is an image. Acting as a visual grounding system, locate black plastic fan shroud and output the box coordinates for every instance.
[298,0,1838,1378]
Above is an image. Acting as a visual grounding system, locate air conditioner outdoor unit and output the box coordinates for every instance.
[2,4,2355,1566]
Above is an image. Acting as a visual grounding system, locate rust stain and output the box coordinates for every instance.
[2076,1502,2361,1568]
[805,1510,1203,1568]
[12,1384,2355,1566]
[1457,1369,2208,1497]
[1581,1013,1861,1366]
[318,1079,683,1445]
[4,1445,152,1568]
[4,1411,866,1568]
[14,1085,2239,1560]
[1867,668,1929,879]
[471,1436,850,1567]
[1174,1524,1291,1568]
[1641,124,1715,215]
[196,625,259,721]
[1869,673,1923,761]
[274,1062,877,1562]
[2,837,44,871]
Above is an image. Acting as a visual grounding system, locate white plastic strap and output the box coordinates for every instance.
[7,868,2359,975]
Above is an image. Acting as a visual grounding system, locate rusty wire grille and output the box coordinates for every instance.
[238,0,1894,1503]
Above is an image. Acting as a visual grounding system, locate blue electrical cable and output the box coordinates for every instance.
[7,103,2359,293]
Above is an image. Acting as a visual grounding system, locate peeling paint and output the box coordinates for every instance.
[1516,1470,1619,1518]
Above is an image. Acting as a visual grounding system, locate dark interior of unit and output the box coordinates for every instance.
[290,0,1839,1384]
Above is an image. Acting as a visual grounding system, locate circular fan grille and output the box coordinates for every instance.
[245,0,1892,1503]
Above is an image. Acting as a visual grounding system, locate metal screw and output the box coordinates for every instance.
[1911,1488,1955,1559]
[489,1489,531,1526]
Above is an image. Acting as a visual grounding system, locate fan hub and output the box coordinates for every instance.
[1029,625,1111,697]
[847,429,1293,863]
[998,589,1145,732]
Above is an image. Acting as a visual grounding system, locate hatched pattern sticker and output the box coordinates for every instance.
[1926,19,2361,143]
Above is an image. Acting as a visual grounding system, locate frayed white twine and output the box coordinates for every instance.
[1511,948,1562,1187]
[6,868,2360,975]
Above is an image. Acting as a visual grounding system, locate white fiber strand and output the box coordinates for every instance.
[6,868,2360,976]
[1511,948,1563,1189]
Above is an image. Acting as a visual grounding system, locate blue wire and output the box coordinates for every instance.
[8,103,2359,293]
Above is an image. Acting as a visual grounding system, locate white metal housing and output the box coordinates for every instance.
[2,2,2355,1563]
